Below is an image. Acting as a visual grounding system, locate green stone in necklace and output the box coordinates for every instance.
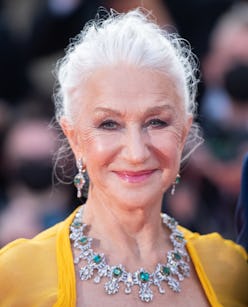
[70,206,190,303]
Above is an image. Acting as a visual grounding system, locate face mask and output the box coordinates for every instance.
[223,62,248,104]
[13,159,53,192]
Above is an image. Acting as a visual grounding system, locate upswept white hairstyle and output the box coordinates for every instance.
[53,8,202,162]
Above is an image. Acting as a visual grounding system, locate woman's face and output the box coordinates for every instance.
[63,64,192,208]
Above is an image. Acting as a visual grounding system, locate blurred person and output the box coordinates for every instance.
[186,2,248,239]
[0,9,247,306]
[0,117,72,246]
[201,2,248,124]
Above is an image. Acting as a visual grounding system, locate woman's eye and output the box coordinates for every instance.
[146,118,168,128]
[99,120,119,130]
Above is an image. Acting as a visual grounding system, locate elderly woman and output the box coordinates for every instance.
[0,9,247,307]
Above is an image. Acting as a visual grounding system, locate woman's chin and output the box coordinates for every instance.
[108,187,164,210]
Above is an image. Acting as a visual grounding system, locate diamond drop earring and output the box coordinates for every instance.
[171,174,180,195]
[74,158,86,198]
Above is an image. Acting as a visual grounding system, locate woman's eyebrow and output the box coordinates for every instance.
[94,107,122,116]
[93,104,174,118]
[143,104,174,115]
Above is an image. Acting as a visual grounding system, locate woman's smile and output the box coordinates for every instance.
[113,169,157,183]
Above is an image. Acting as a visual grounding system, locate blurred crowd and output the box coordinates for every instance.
[0,0,247,247]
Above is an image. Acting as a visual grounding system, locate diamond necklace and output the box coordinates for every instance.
[70,206,190,303]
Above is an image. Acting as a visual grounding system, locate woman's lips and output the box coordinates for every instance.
[114,170,155,183]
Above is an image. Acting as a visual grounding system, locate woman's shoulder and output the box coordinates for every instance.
[0,221,62,305]
[180,226,247,260]
[0,209,77,306]
[180,226,248,307]
[0,221,61,276]
[0,220,60,260]
[0,207,77,261]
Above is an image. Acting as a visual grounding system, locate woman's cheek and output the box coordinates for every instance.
[81,131,120,162]
[151,129,183,152]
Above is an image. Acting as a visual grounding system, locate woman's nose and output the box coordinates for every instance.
[121,126,150,164]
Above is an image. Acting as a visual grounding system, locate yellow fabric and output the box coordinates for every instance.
[179,226,248,307]
[0,208,247,307]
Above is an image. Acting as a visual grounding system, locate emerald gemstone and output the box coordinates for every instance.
[74,174,85,187]
[175,235,184,242]
[73,176,82,184]
[79,237,88,245]
[139,271,150,282]
[173,252,181,260]
[175,176,180,184]
[72,221,82,228]
[93,254,102,264]
[74,177,81,184]
[113,267,122,277]
[161,266,170,276]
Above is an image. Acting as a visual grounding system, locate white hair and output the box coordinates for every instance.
[53,8,202,163]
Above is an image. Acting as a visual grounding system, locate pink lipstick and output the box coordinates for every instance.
[114,170,155,183]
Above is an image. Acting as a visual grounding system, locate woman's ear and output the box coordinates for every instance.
[60,117,81,160]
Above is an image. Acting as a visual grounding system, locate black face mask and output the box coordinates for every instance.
[13,159,53,192]
[223,62,248,104]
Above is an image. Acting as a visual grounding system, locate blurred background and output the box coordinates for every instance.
[0,0,247,247]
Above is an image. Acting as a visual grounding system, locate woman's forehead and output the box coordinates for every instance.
[79,65,183,112]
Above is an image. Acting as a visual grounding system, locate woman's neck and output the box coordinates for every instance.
[81,192,169,270]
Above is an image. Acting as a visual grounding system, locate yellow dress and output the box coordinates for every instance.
[0,208,247,307]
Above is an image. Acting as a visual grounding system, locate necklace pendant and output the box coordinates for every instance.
[94,276,101,284]
[168,277,180,292]
[79,265,94,280]
[133,269,154,302]
[124,285,132,294]
[139,283,153,302]
[105,278,120,294]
